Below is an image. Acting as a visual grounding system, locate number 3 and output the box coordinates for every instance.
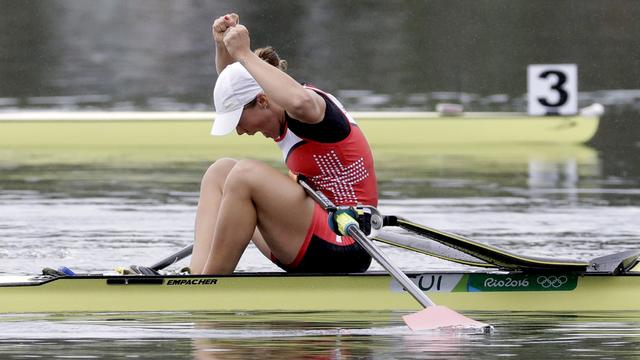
[537,70,568,107]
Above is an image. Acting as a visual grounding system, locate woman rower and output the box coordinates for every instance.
[191,13,378,275]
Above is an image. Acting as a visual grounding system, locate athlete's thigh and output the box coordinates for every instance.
[238,161,315,264]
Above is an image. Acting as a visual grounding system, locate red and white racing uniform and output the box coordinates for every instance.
[271,86,378,273]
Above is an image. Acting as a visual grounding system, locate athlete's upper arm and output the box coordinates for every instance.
[285,92,351,143]
[286,88,326,125]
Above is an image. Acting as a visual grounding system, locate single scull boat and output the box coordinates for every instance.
[1,214,637,314]
[0,257,638,313]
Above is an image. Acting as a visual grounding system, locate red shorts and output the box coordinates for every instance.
[271,203,371,273]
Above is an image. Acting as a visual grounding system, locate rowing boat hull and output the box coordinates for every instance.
[0,111,599,146]
[0,271,637,313]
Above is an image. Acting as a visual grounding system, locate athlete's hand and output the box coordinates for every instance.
[223,24,252,62]
[212,13,239,44]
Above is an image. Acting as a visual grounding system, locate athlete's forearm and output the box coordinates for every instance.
[215,42,235,74]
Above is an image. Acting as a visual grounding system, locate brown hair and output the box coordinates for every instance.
[254,46,288,71]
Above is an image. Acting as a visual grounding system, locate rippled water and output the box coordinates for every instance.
[1,312,640,359]
[1,143,639,275]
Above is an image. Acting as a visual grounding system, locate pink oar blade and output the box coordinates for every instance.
[403,305,493,332]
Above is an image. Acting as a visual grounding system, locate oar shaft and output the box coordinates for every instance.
[346,225,435,307]
[149,244,193,271]
[297,178,491,332]
[298,178,334,210]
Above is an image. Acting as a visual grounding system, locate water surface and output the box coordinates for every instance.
[1,311,640,359]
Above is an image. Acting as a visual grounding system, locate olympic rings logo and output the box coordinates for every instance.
[536,275,568,288]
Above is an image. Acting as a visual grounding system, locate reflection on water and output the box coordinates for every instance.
[1,311,640,359]
[528,158,579,188]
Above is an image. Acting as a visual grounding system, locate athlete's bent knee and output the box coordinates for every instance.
[223,159,266,193]
[201,157,238,189]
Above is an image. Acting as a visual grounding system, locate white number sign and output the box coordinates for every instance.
[527,64,577,115]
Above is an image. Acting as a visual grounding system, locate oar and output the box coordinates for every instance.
[111,245,193,275]
[388,216,589,271]
[48,245,195,277]
[148,244,194,271]
[298,178,492,332]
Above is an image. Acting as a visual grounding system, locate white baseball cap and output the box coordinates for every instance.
[211,62,263,136]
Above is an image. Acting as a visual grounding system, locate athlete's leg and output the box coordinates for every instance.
[192,158,274,273]
[201,159,314,275]
[191,158,238,273]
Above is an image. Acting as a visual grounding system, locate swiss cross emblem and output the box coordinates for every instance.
[311,150,369,204]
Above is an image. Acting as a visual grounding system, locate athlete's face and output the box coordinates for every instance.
[236,94,283,140]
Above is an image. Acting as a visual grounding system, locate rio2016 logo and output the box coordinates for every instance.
[536,275,568,288]
[471,273,576,292]
[483,277,529,288]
